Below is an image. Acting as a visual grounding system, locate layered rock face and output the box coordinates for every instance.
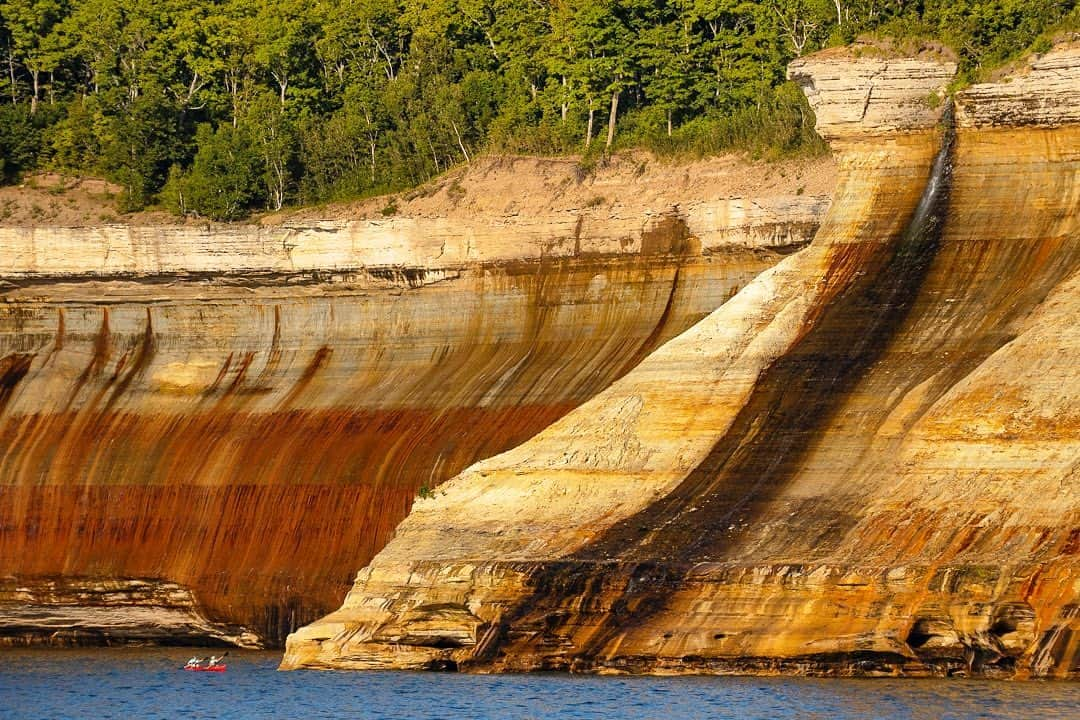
[0,578,260,647]
[0,161,825,646]
[283,44,1079,679]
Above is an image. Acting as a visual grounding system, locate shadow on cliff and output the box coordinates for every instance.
[477,109,963,671]
[478,109,1080,673]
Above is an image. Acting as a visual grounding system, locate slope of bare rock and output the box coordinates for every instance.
[267,152,835,227]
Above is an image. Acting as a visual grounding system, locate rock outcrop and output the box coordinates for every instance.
[956,38,1080,127]
[0,197,826,278]
[0,578,260,647]
[787,44,957,140]
[282,44,1079,679]
[0,158,828,646]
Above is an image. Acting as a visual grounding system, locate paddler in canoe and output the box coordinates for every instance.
[182,651,228,671]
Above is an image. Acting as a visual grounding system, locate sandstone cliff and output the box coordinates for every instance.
[282,43,1079,679]
[0,156,828,646]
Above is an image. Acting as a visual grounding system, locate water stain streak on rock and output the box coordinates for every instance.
[282,43,1080,679]
[0,168,822,646]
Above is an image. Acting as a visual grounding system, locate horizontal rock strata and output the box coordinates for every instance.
[0,578,259,647]
[0,198,826,279]
[0,166,826,646]
[283,44,1080,679]
[787,45,956,140]
[956,39,1080,128]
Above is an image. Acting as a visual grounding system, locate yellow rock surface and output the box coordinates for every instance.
[0,160,822,645]
[283,45,1080,679]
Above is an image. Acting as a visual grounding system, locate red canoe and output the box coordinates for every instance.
[183,665,227,672]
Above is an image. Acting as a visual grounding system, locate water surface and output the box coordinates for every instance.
[0,649,1075,719]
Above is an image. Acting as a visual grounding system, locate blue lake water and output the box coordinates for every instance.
[0,649,1076,719]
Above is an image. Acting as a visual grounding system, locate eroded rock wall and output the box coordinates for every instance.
[282,43,1079,679]
[0,166,822,646]
[0,578,260,648]
[0,197,827,278]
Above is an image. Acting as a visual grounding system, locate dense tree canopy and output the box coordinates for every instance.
[1,0,1076,218]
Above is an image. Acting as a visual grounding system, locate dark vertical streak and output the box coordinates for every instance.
[204,353,234,396]
[66,308,111,411]
[41,308,64,367]
[101,308,156,413]
[619,265,682,376]
[252,305,284,390]
[0,353,35,416]
[277,346,333,410]
[495,112,960,667]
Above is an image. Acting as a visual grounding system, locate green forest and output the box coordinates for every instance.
[1,0,1077,219]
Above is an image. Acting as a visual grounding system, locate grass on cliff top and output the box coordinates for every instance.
[610,83,829,163]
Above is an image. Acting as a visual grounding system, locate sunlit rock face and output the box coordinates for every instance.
[0,173,823,646]
[283,43,1079,679]
[0,578,260,648]
[787,45,957,140]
